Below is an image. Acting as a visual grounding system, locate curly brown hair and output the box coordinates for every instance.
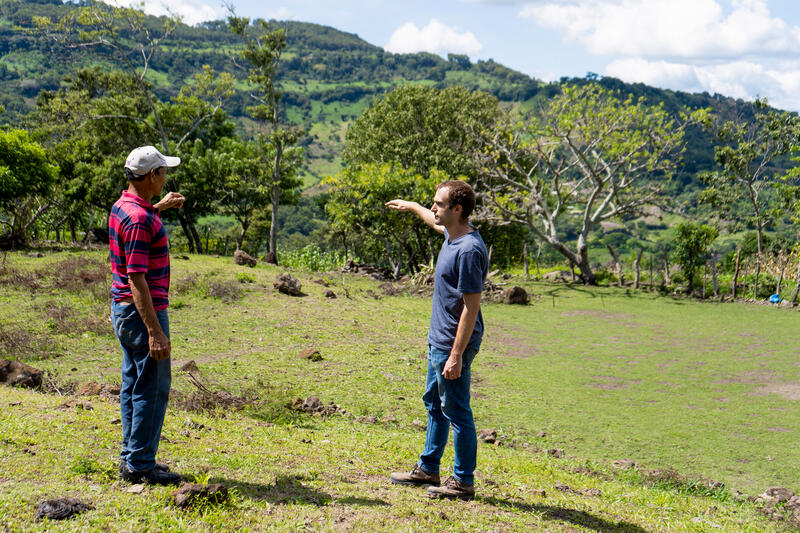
[436,180,475,220]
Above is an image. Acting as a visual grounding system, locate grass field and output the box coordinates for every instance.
[1,250,798,531]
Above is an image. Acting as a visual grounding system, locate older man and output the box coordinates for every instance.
[109,146,184,485]
[386,180,489,500]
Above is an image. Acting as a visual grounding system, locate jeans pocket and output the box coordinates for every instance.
[114,305,148,349]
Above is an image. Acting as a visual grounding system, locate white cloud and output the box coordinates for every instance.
[104,0,224,26]
[521,0,800,59]
[385,19,483,56]
[605,58,800,111]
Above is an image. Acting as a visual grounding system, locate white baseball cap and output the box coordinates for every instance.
[124,146,181,177]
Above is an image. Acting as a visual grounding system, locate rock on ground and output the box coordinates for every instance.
[233,250,257,267]
[0,360,42,389]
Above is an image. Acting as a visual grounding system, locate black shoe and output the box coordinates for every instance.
[119,461,169,477]
[120,463,182,485]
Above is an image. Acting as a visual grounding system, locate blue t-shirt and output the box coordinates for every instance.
[427,227,489,352]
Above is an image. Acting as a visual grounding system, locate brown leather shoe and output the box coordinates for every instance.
[426,476,475,500]
[389,465,440,487]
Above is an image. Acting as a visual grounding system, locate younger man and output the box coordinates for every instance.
[386,180,489,500]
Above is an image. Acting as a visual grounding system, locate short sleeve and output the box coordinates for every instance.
[122,216,153,274]
[457,250,485,294]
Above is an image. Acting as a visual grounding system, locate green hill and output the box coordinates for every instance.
[0,0,785,194]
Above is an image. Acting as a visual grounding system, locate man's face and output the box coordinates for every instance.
[150,167,168,194]
[431,187,460,226]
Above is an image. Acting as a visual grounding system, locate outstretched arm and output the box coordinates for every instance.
[385,199,444,234]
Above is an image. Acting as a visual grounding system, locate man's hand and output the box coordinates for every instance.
[385,199,415,212]
[149,330,171,360]
[443,354,462,380]
[154,192,185,212]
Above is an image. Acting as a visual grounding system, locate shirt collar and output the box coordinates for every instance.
[121,190,156,211]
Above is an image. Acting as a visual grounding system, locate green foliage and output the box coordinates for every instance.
[0,128,57,205]
[280,244,345,272]
[699,98,800,248]
[344,84,500,181]
[0,128,58,245]
[325,162,439,275]
[672,222,718,294]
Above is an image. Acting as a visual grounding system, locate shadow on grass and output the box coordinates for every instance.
[480,496,649,533]
[215,475,388,507]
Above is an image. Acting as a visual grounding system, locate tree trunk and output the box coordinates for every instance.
[606,244,623,287]
[535,242,542,276]
[633,248,644,289]
[732,248,741,299]
[702,264,707,299]
[523,242,529,279]
[776,258,787,296]
[754,224,763,300]
[649,254,654,291]
[69,221,77,243]
[176,211,195,253]
[711,252,719,297]
[663,247,670,287]
[267,182,279,265]
[791,258,800,306]
[190,221,203,254]
[236,220,249,251]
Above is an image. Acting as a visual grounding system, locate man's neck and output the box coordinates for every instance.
[445,220,472,241]
[127,183,155,204]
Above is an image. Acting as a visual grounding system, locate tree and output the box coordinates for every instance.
[344,84,500,181]
[672,222,718,295]
[473,83,707,284]
[325,163,439,277]
[213,135,302,253]
[338,84,503,269]
[229,14,304,264]
[0,129,59,247]
[699,98,800,299]
[34,2,234,252]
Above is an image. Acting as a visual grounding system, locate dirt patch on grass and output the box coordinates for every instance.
[750,383,800,401]
[589,376,641,390]
[487,330,539,359]
[714,371,778,385]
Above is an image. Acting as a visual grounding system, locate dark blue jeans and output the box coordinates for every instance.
[111,301,171,472]
[418,344,478,485]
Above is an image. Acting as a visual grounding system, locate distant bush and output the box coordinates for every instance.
[281,244,345,272]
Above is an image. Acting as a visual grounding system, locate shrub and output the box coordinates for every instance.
[281,244,345,272]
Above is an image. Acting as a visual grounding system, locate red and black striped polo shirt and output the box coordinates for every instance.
[108,191,170,311]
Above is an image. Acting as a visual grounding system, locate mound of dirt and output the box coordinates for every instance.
[34,498,94,521]
[503,286,529,305]
[290,396,348,417]
[233,250,257,267]
[76,381,121,398]
[172,483,228,508]
[0,360,42,389]
[274,273,303,296]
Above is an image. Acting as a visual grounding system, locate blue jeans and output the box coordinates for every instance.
[418,344,478,485]
[111,301,171,472]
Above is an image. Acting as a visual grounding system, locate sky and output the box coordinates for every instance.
[106,0,800,112]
